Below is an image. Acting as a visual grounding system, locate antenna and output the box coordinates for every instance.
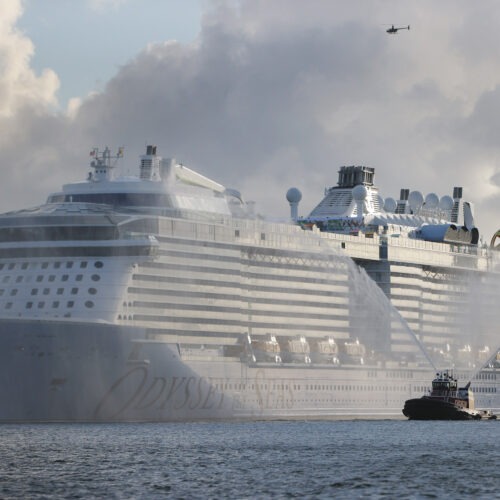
[89,146,124,182]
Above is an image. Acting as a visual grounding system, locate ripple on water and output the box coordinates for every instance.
[0,420,498,499]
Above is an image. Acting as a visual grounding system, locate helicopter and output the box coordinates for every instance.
[386,24,410,34]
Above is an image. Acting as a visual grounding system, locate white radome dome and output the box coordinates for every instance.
[286,187,302,203]
[439,195,454,211]
[384,197,397,213]
[352,184,368,201]
[408,190,424,211]
[424,193,439,209]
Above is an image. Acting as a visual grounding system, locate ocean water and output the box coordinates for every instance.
[0,420,498,499]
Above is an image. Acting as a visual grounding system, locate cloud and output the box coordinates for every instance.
[0,0,59,117]
[87,0,129,11]
[3,0,500,240]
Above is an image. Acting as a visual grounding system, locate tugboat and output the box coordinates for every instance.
[403,370,497,420]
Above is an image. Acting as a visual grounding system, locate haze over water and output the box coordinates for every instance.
[1,420,498,499]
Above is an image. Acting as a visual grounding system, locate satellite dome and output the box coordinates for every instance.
[286,187,302,203]
[377,194,384,210]
[439,195,454,211]
[408,191,424,212]
[424,193,439,209]
[384,197,397,213]
[352,184,368,201]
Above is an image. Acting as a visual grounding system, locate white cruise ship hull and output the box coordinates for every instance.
[1,318,498,422]
[1,147,498,421]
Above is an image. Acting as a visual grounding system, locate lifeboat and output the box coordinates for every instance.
[310,337,340,364]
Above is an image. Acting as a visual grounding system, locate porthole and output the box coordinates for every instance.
[57,288,64,295]
[62,275,69,282]
[67,301,74,308]
[94,261,104,269]
[31,289,38,296]
[54,262,61,269]
[76,274,83,282]
[10,289,18,296]
[26,302,33,309]
[80,261,88,269]
[48,275,56,282]
[91,275,100,282]
[85,301,94,308]
[43,288,50,295]
[71,288,78,295]
[66,262,73,269]
[88,288,97,295]
[52,301,60,308]
[37,301,45,309]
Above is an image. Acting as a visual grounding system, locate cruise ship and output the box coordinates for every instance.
[0,145,498,421]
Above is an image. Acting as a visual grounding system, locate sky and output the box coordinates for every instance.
[4,0,500,240]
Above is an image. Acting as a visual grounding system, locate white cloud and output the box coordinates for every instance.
[3,0,500,240]
[87,0,129,11]
[0,0,59,117]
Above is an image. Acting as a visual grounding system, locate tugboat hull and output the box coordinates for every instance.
[403,397,481,420]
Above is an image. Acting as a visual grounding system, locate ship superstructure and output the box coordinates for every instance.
[295,165,499,374]
[0,148,498,422]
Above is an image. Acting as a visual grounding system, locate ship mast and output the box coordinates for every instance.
[89,146,124,182]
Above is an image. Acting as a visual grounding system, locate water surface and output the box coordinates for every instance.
[0,420,498,499]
